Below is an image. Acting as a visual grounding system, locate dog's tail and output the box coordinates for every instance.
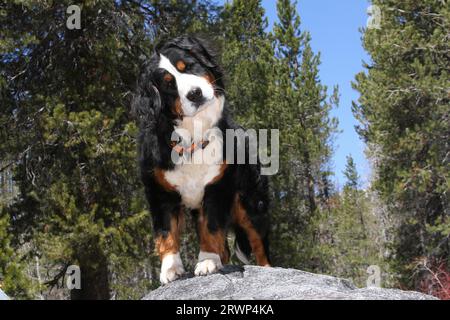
[234,226,252,264]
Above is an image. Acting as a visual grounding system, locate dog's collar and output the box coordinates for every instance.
[170,140,210,156]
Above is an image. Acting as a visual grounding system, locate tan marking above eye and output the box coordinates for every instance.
[163,73,173,82]
[176,60,186,72]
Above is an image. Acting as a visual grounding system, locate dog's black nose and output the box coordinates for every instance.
[186,87,203,103]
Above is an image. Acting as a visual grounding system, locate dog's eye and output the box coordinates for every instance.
[184,63,193,71]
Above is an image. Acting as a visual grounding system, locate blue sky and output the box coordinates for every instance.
[221,0,372,186]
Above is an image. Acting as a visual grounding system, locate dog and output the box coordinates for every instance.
[132,36,271,284]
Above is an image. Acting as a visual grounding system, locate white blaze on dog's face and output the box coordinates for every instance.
[158,54,215,117]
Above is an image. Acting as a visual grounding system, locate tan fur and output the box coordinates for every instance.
[163,73,174,82]
[173,97,183,118]
[176,60,186,72]
[203,72,215,84]
[207,162,228,186]
[154,168,176,192]
[155,213,184,259]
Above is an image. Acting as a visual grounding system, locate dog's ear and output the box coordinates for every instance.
[132,70,162,130]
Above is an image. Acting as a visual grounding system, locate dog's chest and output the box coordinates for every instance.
[164,139,223,209]
[164,99,225,209]
[164,160,221,209]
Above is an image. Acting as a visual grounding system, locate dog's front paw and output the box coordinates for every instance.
[194,251,223,276]
[160,253,185,285]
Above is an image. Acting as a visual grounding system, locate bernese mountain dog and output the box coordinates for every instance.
[132,36,271,284]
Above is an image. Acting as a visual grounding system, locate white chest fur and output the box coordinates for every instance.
[164,96,224,209]
[164,153,222,209]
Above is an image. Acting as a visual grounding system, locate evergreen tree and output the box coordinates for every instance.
[308,159,388,287]
[344,155,359,190]
[353,0,449,289]
[220,0,274,127]
[269,0,338,269]
[0,0,157,299]
[0,0,219,299]
[3,0,437,298]
[0,209,35,299]
[144,0,220,40]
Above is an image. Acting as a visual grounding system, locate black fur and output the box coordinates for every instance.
[132,35,270,266]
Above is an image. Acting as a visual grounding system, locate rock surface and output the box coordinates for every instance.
[143,265,437,300]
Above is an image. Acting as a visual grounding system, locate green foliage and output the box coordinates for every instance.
[344,155,359,190]
[268,0,339,269]
[304,161,391,287]
[220,0,273,127]
[309,190,388,287]
[2,0,445,299]
[352,0,449,289]
[0,208,35,299]
[1,0,153,299]
[0,0,221,299]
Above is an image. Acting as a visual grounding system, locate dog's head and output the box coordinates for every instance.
[134,36,224,124]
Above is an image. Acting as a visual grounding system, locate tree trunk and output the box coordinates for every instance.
[303,150,317,214]
[70,250,110,300]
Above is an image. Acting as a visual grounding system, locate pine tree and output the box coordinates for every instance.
[269,0,338,269]
[144,0,220,40]
[0,207,35,299]
[353,0,449,289]
[308,156,390,287]
[220,0,274,127]
[0,0,159,299]
[0,0,220,299]
[343,155,359,190]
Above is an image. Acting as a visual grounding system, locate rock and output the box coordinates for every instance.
[143,265,437,300]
